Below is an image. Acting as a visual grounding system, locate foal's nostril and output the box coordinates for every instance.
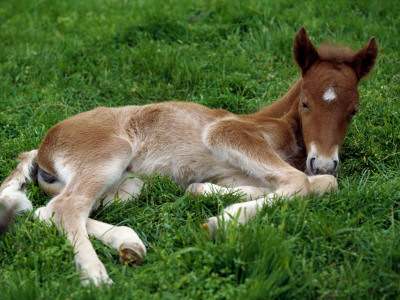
[310,157,317,174]
[333,160,339,172]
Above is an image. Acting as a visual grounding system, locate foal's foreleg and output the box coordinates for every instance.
[308,174,338,194]
[203,119,311,196]
[202,175,338,238]
[201,119,321,235]
[204,174,338,237]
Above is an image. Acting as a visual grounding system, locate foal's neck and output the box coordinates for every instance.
[251,78,306,170]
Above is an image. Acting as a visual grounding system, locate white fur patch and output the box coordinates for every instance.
[0,150,37,213]
[323,87,337,101]
[53,156,73,184]
[0,188,33,212]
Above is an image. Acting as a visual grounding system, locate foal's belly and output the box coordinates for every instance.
[129,148,267,189]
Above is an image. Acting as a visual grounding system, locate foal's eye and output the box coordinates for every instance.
[301,101,309,109]
[350,110,358,117]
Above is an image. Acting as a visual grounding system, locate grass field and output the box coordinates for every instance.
[1,0,399,298]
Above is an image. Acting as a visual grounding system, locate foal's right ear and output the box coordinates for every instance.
[351,37,378,80]
[293,28,319,76]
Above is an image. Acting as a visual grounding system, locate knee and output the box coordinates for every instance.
[309,174,338,194]
[276,172,310,197]
[294,174,311,196]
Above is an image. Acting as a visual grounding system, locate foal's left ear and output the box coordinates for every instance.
[351,37,378,80]
[293,28,319,76]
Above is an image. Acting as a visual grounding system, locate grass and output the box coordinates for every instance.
[0,0,399,298]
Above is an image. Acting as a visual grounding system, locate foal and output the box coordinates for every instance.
[0,28,378,285]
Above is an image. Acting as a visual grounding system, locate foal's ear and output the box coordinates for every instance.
[293,28,319,76]
[351,37,378,80]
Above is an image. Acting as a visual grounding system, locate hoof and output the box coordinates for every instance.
[33,207,52,226]
[119,242,145,266]
[186,183,205,195]
[80,275,113,287]
[202,217,218,241]
[78,262,113,287]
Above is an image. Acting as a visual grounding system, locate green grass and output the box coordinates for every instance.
[1,0,399,298]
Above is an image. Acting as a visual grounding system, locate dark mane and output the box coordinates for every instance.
[318,43,355,63]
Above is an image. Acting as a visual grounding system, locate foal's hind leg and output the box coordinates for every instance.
[46,186,113,286]
[88,176,146,266]
[36,174,147,267]
[38,140,134,286]
[86,219,146,266]
[187,182,271,201]
[100,176,144,206]
[34,209,147,267]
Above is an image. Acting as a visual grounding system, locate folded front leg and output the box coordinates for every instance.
[186,182,272,201]
[202,118,310,194]
[201,118,323,237]
[308,175,338,194]
[203,174,338,239]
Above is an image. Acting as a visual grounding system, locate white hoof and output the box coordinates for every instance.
[186,183,226,196]
[79,262,113,287]
[33,207,53,226]
[186,183,207,195]
[202,216,219,240]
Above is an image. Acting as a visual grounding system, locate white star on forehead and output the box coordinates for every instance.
[323,87,337,101]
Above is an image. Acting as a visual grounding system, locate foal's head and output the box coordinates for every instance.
[293,28,378,175]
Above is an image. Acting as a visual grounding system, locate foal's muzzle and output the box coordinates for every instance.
[307,144,339,175]
[307,156,338,175]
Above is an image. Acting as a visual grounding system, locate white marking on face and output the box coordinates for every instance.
[323,87,337,101]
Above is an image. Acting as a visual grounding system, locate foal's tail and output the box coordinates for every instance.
[0,150,39,232]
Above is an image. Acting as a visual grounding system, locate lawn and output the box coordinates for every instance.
[0,0,399,298]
